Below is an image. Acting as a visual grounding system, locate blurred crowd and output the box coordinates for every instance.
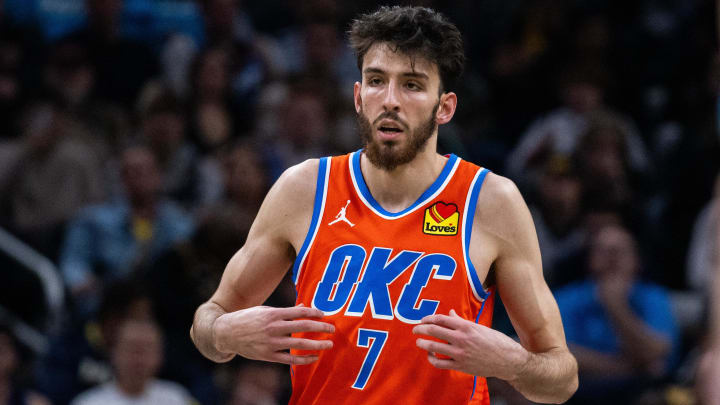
[0,0,718,404]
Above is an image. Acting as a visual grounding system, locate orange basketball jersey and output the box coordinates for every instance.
[290,151,494,405]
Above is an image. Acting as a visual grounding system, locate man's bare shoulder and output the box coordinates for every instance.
[476,172,526,217]
[253,159,321,248]
[274,158,321,199]
[474,172,534,245]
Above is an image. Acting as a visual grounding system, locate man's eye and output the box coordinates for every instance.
[369,78,382,85]
[406,82,420,90]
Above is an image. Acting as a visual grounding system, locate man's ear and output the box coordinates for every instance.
[353,82,362,114]
[436,92,457,125]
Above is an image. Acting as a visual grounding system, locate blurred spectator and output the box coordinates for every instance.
[136,86,222,208]
[3,0,84,41]
[0,99,105,259]
[70,319,194,405]
[143,142,283,405]
[199,0,254,47]
[59,145,193,316]
[656,52,720,289]
[226,361,287,405]
[572,111,648,215]
[36,280,153,405]
[273,1,356,96]
[43,38,94,111]
[42,36,130,158]
[60,0,158,108]
[204,0,268,135]
[505,65,650,192]
[258,76,339,178]
[555,224,678,404]
[162,0,267,130]
[686,173,720,296]
[485,0,571,141]
[694,172,720,405]
[695,225,720,404]
[146,210,254,405]
[187,46,236,153]
[216,140,270,213]
[0,3,43,139]
[2,0,204,45]
[568,12,613,74]
[149,210,251,314]
[529,155,585,288]
[0,326,50,405]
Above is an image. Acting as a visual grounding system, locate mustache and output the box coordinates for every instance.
[372,111,408,130]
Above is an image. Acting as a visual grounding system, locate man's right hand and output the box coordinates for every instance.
[213,304,335,365]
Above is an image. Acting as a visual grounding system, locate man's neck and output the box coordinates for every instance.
[360,146,447,213]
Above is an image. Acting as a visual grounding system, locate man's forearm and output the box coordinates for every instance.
[191,301,236,363]
[507,347,578,404]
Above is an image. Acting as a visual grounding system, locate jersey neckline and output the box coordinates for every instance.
[349,149,460,220]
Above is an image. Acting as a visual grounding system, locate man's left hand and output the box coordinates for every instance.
[412,309,529,381]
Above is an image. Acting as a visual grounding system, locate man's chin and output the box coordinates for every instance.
[379,139,400,150]
[365,146,407,171]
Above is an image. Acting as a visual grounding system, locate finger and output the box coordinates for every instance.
[412,324,458,344]
[274,306,326,320]
[271,352,319,365]
[273,319,335,335]
[416,338,458,358]
[275,337,333,351]
[426,352,456,370]
[449,309,461,318]
[419,313,465,330]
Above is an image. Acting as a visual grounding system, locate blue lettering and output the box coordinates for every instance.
[395,254,456,323]
[346,248,422,319]
[312,245,366,314]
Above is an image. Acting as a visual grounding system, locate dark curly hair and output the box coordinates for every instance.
[348,6,465,93]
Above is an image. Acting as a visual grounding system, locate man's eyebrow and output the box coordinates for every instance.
[362,67,429,80]
[363,67,385,75]
[403,71,429,80]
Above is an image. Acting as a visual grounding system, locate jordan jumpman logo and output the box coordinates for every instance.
[328,200,355,227]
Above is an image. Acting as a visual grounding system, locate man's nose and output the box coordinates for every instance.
[382,82,401,111]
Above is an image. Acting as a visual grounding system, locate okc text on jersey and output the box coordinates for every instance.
[311,244,456,324]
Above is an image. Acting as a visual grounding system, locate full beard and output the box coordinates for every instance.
[357,103,438,171]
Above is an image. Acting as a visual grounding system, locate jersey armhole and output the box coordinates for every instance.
[461,168,491,301]
[291,157,331,284]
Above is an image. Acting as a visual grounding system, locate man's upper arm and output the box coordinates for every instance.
[475,174,569,353]
[209,159,319,312]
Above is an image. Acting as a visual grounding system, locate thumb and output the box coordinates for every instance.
[297,303,305,307]
[449,309,461,318]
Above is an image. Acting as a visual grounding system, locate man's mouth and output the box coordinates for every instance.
[378,127,403,133]
[376,119,405,139]
[377,125,404,141]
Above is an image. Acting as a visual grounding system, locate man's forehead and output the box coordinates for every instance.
[362,42,438,77]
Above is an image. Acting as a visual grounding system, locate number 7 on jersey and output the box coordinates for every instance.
[351,329,388,390]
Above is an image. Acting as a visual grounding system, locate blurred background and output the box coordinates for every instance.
[0,0,718,404]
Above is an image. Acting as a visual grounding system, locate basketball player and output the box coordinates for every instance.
[192,6,578,404]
